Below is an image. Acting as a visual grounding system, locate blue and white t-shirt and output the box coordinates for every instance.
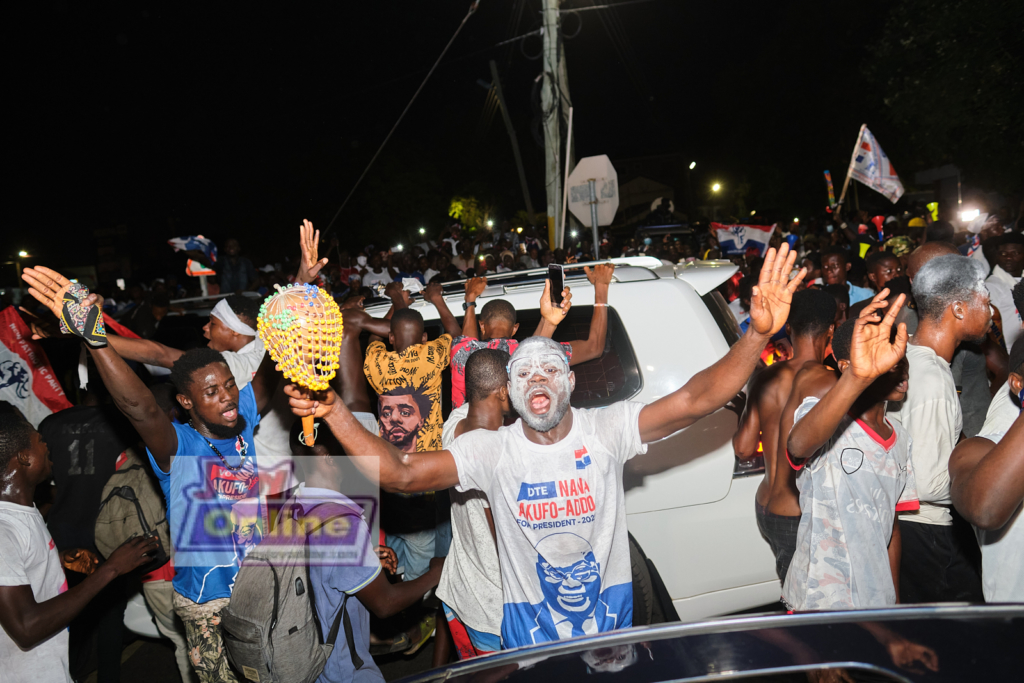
[147,384,261,604]
[448,402,646,649]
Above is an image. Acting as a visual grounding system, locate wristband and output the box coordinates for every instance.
[59,283,108,348]
[463,301,477,311]
[594,303,609,307]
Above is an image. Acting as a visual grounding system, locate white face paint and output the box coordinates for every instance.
[508,346,573,432]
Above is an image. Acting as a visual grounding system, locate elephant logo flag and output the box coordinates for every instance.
[713,223,776,257]
[847,125,904,203]
[0,307,73,426]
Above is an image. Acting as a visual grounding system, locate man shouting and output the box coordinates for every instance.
[288,244,806,649]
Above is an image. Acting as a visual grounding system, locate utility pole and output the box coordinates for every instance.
[489,60,534,219]
[542,0,571,249]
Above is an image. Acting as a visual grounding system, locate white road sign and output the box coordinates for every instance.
[567,155,619,228]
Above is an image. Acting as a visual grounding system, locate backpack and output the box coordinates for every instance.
[94,448,170,573]
[221,500,367,683]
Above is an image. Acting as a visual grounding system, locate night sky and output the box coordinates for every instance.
[5,0,895,276]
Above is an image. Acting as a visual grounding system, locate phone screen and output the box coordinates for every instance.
[548,264,564,305]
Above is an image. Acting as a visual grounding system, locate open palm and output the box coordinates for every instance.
[848,289,909,382]
[21,265,76,319]
[748,243,806,336]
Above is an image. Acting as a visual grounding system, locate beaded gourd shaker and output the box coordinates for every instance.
[257,283,343,445]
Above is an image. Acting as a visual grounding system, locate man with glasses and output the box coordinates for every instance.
[288,245,805,649]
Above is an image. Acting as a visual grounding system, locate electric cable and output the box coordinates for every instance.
[324,1,481,232]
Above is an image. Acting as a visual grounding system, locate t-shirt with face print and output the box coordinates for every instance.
[783,396,918,611]
[363,335,452,453]
[448,401,646,649]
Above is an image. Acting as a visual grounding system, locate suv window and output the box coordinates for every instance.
[702,291,741,347]
[511,306,642,408]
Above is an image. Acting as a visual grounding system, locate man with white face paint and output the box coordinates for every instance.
[288,244,806,649]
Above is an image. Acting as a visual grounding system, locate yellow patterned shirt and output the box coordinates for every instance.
[363,335,452,453]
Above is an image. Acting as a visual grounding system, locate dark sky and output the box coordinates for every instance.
[4,0,893,273]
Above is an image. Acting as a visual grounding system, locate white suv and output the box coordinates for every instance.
[365,256,779,623]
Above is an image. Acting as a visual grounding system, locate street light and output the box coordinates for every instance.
[486,219,494,228]
[689,161,696,170]
[418,227,425,235]
[516,227,523,234]
[18,251,28,258]
[712,183,721,192]
[570,229,578,238]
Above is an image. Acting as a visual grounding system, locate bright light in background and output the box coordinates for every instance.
[750,210,756,216]
[18,250,28,257]
[793,217,800,223]
[478,254,486,261]
[516,227,523,233]
[712,183,721,192]
[689,161,696,170]
[418,227,425,235]
[570,230,578,238]
[116,278,125,290]
[960,208,980,222]
[394,244,403,252]
[486,219,494,227]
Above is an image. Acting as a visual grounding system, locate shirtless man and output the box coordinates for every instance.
[734,289,836,583]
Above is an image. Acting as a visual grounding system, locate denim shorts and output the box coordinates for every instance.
[756,503,801,585]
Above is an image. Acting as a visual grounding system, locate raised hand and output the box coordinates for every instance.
[297,219,328,284]
[848,288,909,382]
[538,279,572,326]
[21,266,73,319]
[464,276,487,302]
[422,282,445,306]
[584,262,614,286]
[748,243,806,336]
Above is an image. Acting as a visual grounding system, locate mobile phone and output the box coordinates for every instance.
[548,264,564,305]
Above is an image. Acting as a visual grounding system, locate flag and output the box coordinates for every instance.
[713,223,777,257]
[0,307,73,427]
[168,235,218,263]
[847,125,904,203]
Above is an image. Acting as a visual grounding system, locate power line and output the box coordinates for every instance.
[324,1,482,232]
[561,0,664,12]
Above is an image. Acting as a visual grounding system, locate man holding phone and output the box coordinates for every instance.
[449,264,614,408]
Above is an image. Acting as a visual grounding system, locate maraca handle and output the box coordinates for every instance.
[302,415,315,446]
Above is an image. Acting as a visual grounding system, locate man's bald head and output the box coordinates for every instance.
[907,242,959,281]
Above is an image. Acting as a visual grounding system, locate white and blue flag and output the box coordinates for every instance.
[713,222,777,257]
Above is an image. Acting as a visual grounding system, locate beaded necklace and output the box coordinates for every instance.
[189,420,248,472]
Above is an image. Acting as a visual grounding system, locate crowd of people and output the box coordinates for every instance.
[0,195,1022,683]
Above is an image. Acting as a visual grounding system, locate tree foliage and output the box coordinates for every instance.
[865,0,1024,191]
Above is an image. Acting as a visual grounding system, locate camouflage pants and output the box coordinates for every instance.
[172,592,239,683]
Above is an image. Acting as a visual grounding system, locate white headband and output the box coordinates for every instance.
[212,298,256,336]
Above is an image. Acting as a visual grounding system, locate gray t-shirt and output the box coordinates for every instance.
[783,397,918,610]
[437,404,502,636]
[448,402,646,649]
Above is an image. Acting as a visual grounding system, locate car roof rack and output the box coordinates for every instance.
[362,256,665,310]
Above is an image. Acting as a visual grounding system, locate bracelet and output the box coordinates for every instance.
[594,303,609,307]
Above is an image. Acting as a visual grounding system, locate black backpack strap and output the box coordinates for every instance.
[324,591,364,670]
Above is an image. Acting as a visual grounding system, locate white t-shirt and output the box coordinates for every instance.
[975,396,1023,602]
[887,343,961,525]
[986,265,1022,352]
[437,404,502,637]
[222,338,264,389]
[361,268,392,288]
[0,502,73,682]
[447,402,646,649]
[783,398,918,611]
[227,346,296,497]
